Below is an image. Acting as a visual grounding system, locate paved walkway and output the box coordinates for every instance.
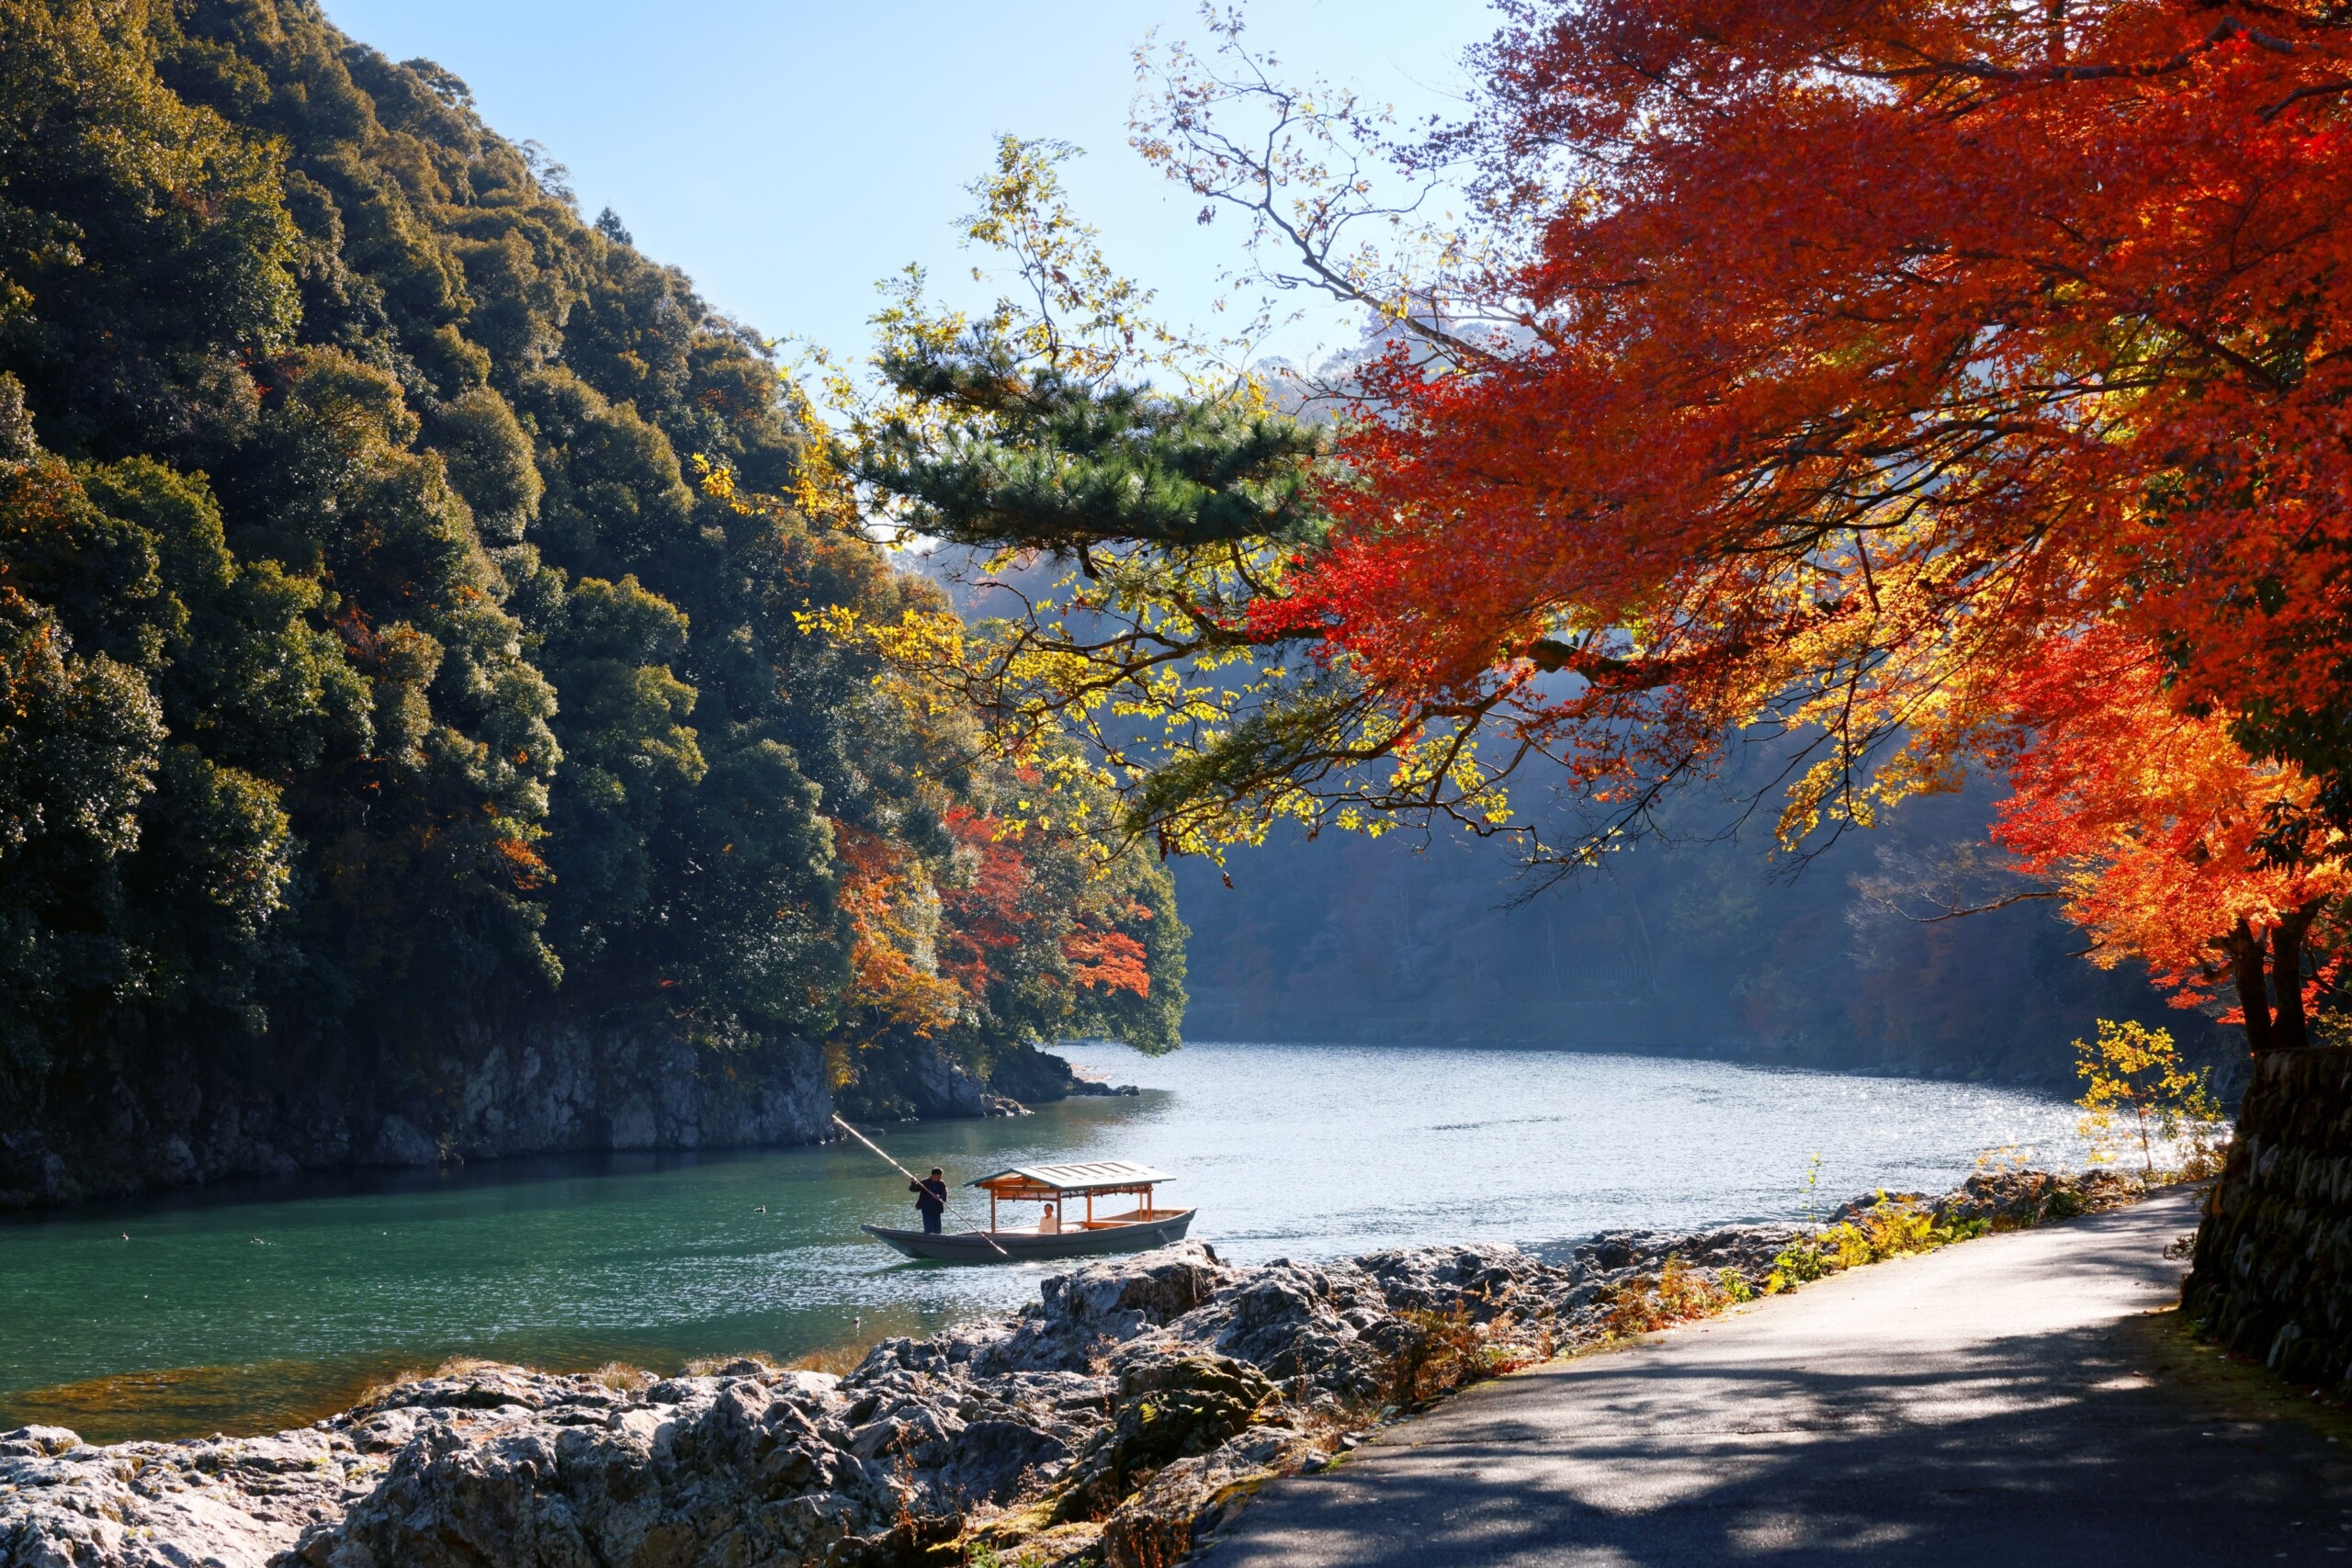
[1206,1189,2352,1566]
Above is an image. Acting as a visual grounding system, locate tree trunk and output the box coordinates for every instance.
[2232,917,2277,1053]
[2271,904,2319,1052]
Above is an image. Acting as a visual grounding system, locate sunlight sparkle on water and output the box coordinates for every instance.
[0,1043,2087,1440]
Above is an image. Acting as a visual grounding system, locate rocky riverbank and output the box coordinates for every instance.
[0,1168,2150,1568]
[0,1031,1127,1210]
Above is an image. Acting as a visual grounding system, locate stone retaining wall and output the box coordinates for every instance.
[2182,1045,2352,1383]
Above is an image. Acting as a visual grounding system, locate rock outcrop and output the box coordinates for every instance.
[0,1031,1125,1209]
[0,1168,2148,1568]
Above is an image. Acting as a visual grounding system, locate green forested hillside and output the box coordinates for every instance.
[0,0,1181,1122]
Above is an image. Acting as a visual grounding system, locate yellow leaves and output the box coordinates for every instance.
[791,604,858,643]
[986,750,1127,877]
[1868,736,1967,807]
[690,452,742,512]
[1385,728,1514,829]
[791,603,970,722]
[794,603,966,667]
[2075,1019,2184,1097]
[693,400,865,541]
[1774,756,1838,847]
[777,380,865,536]
[2073,1020,2226,1175]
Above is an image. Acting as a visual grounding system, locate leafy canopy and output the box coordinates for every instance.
[842,5,2352,1049]
[0,0,1184,1094]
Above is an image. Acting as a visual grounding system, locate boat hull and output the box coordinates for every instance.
[860,1211,1196,1263]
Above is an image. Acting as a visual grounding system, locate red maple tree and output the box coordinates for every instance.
[1228,1,2352,1045]
[860,6,2352,1051]
[1984,629,2349,1047]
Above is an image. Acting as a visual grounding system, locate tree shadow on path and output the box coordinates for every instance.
[1206,1202,2352,1567]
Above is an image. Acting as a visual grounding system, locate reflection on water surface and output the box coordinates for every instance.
[0,1043,2086,1440]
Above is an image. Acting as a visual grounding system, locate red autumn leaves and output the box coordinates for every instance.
[836,807,1151,1040]
[1272,2,2352,1043]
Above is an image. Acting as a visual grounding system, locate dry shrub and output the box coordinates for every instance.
[430,1356,503,1378]
[356,1371,424,1404]
[355,1355,506,1405]
[789,1343,872,1378]
[1389,1304,1545,1404]
[954,1499,1078,1568]
[2176,1133,2233,1183]
[588,1362,652,1393]
[684,1351,789,1377]
[1607,1258,1741,1337]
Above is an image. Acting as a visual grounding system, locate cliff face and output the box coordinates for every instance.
[0,1028,1114,1208]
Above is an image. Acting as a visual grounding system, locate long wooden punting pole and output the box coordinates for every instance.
[830,1114,1010,1258]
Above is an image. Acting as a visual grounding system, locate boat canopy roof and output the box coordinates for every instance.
[967,1160,1172,1196]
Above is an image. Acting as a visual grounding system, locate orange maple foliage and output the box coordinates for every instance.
[938,808,1155,1002]
[1230,0,2352,1045]
[1059,923,1154,999]
[489,835,550,894]
[840,809,1154,1046]
[833,825,963,1037]
[1986,631,2350,1045]
[935,807,1035,997]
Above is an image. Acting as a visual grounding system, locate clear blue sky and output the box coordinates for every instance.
[320,2,1500,372]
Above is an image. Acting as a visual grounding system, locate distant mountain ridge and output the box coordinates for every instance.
[1176,783,2215,1085]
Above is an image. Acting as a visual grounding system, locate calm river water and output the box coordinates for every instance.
[0,1043,2088,1440]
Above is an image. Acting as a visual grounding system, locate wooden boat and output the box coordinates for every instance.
[861,1159,1194,1263]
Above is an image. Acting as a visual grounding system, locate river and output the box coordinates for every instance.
[0,1042,2089,1442]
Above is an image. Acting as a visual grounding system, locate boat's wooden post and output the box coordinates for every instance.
[1085,1191,1093,1227]
[989,1191,997,1234]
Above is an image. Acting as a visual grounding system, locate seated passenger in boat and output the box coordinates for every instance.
[1037,1201,1059,1235]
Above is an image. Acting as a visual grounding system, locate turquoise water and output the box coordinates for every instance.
[0,1043,2087,1440]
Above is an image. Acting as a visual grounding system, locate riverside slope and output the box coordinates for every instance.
[0,1033,1120,1209]
[1211,1187,2351,1567]
[0,1170,2152,1568]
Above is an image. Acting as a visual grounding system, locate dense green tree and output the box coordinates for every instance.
[0,0,1182,1116]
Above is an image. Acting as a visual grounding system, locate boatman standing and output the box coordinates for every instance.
[910,1168,948,1235]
